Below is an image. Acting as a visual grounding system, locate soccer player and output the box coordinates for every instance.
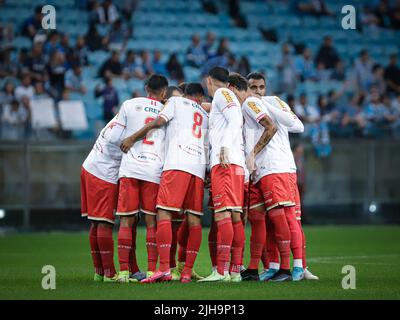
[115,74,169,283]
[198,67,246,282]
[81,114,126,282]
[247,71,319,281]
[122,83,209,283]
[226,73,277,281]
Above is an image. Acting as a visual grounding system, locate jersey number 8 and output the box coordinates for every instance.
[192,112,203,139]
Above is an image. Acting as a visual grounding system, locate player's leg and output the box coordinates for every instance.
[116,177,140,282]
[284,205,304,281]
[170,218,182,280]
[181,213,202,283]
[81,168,103,281]
[177,215,189,270]
[142,171,189,283]
[139,180,160,279]
[89,222,104,281]
[145,213,158,276]
[85,169,118,281]
[97,221,117,281]
[258,174,292,282]
[260,216,281,281]
[230,210,245,282]
[200,165,244,282]
[207,195,218,273]
[242,205,265,281]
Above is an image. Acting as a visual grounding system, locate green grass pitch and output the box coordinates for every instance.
[0,225,399,300]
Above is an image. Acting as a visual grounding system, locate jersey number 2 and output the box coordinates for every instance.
[143,117,155,145]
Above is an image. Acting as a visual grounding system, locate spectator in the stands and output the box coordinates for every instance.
[315,36,340,70]
[123,50,146,80]
[95,76,119,122]
[203,31,216,59]
[389,0,400,29]
[363,86,388,137]
[47,51,67,100]
[15,73,34,102]
[0,48,17,78]
[1,99,30,140]
[60,33,73,66]
[373,0,389,28]
[237,56,251,77]
[367,64,386,95]
[85,23,108,51]
[97,0,120,24]
[17,48,31,75]
[65,64,87,95]
[0,80,16,106]
[330,60,346,81]
[71,36,89,66]
[33,81,51,100]
[108,19,131,51]
[166,53,185,83]
[353,49,374,93]
[315,62,331,82]
[276,42,297,94]
[139,50,153,76]
[295,0,333,17]
[295,48,317,81]
[21,5,43,39]
[98,50,123,78]
[186,34,206,68]
[384,53,400,96]
[360,5,381,30]
[27,42,47,82]
[216,37,231,57]
[44,31,63,58]
[152,50,168,76]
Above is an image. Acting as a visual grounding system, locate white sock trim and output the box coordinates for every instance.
[293,259,303,268]
[269,262,280,270]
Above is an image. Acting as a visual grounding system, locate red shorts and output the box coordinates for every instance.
[256,173,294,211]
[210,164,244,213]
[157,170,204,216]
[243,182,265,212]
[116,177,159,216]
[80,167,118,224]
[288,173,302,219]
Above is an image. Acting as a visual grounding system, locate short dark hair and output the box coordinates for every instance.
[208,66,229,83]
[165,86,182,100]
[145,74,168,92]
[178,82,187,92]
[228,72,248,92]
[246,72,266,82]
[185,83,205,96]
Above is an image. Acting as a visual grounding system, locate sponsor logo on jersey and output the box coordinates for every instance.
[221,90,233,103]
[133,151,162,163]
[248,101,261,114]
[178,143,203,157]
[144,107,160,114]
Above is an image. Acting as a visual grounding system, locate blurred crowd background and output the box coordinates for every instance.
[1,0,400,157]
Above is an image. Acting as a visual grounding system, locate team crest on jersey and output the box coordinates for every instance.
[248,101,261,114]
[183,100,190,106]
[135,105,143,111]
[221,90,233,103]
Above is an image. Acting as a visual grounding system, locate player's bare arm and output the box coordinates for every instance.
[246,116,277,173]
[120,117,167,153]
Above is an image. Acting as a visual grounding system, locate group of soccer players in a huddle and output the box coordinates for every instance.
[80,66,319,283]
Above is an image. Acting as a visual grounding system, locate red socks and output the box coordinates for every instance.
[156,219,172,272]
[170,222,180,268]
[178,218,189,263]
[230,220,245,273]
[182,225,202,278]
[97,225,116,278]
[300,222,307,268]
[284,206,303,263]
[146,226,158,272]
[208,221,218,268]
[216,217,234,275]
[248,209,266,270]
[129,227,139,274]
[117,226,132,272]
[89,224,103,275]
[268,207,291,270]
